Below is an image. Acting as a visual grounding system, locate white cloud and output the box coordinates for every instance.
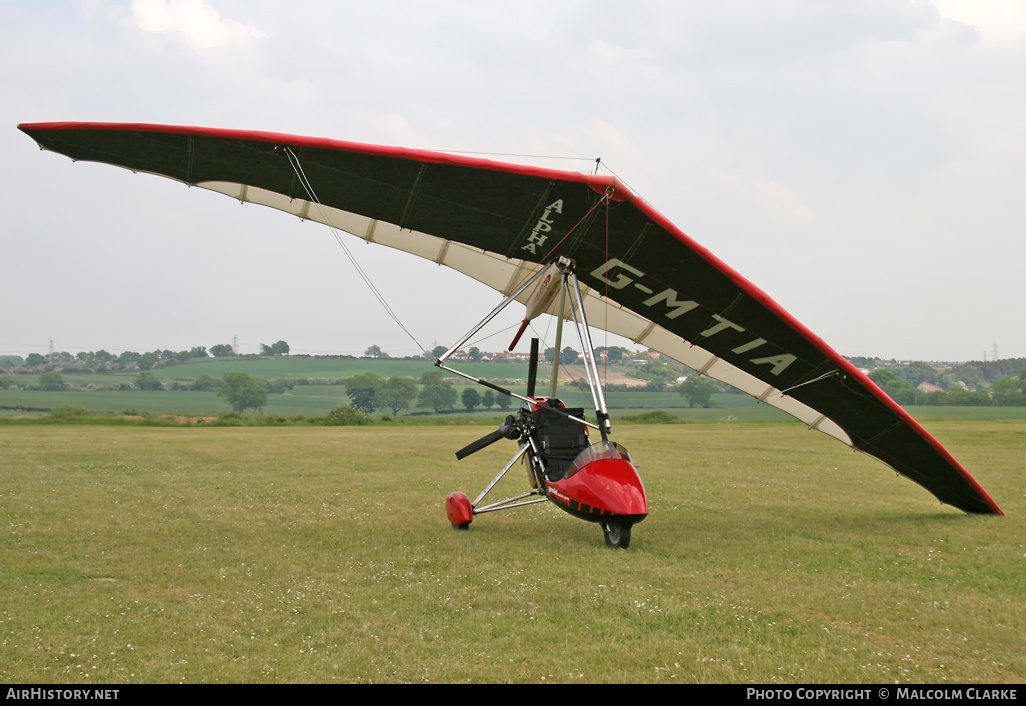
[130,0,265,53]
[752,178,812,223]
[584,120,640,156]
[931,0,1026,44]
[708,171,812,224]
[375,114,426,147]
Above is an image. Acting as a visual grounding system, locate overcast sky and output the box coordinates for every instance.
[2,0,1024,363]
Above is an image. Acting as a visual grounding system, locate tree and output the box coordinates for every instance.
[468,347,483,362]
[496,390,512,411]
[345,372,382,413]
[596,346,627,364]
[419,382,456,412]
[419,370,445,386]
[869,368,899,388]
[260,341,290,356]
[137,352,159,371]
[364,344,389,359]
[883,379,917,405]
[190,373,221,391]
[561,347,579,364]
[481,389,495,410]
[462,387,481,412]
[377,376,417,415]
[869,368,922,403]
[38,371,65,391]
[267,378,296,394]
[25,353,45,367]
[210,344,234,357]
[418,371,456,413]
[945,387,991,406]
[134,371,163,391]
[217,372,268,413]
[990,370,1026,406]
[678,377,714,408]
[634,360,682,391]
[904,361,936,387]
[325,405,371,426]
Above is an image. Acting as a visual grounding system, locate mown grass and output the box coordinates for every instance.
[0,422,1021,683]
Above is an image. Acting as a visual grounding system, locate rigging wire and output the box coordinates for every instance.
[283,147,426,354]
[460,321,522,350]
[538,194,608,265]
[779,370,841,396]
[284,145,626,396]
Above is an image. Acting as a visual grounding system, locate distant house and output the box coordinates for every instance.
[481,351,533,363]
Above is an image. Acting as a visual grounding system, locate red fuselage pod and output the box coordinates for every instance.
[546,442,648,524]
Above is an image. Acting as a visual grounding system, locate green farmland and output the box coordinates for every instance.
[9,355,1026,423]
[0,421,1021,683]
[0,356,782,420]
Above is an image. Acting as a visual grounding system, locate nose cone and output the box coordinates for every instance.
[551,457,648,519]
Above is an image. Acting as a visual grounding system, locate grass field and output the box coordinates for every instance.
[0,421,1021,683]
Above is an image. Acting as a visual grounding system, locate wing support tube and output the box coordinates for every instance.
[436,263,551,363]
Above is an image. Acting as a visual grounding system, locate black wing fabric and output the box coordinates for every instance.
[18,122,1001,515]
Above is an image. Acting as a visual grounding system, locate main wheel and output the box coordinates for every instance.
[602,521,632,549]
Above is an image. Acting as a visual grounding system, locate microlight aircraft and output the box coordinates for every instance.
[18,123,1003,546]
[439,257,648,548]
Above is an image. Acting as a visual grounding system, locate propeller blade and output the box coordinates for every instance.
[455,429,506,460]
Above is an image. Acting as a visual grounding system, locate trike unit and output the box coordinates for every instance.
[439,258,647,548]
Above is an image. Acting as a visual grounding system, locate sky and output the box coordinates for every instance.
[2,0,1024,363]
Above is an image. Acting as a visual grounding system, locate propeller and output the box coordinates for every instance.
[455,415,521,460]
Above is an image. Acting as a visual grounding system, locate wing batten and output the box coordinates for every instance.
[17,121,1002,516]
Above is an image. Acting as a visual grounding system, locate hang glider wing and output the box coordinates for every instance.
[18,122,1002,515]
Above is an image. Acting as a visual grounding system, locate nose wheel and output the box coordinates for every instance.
[602,520,632,549]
